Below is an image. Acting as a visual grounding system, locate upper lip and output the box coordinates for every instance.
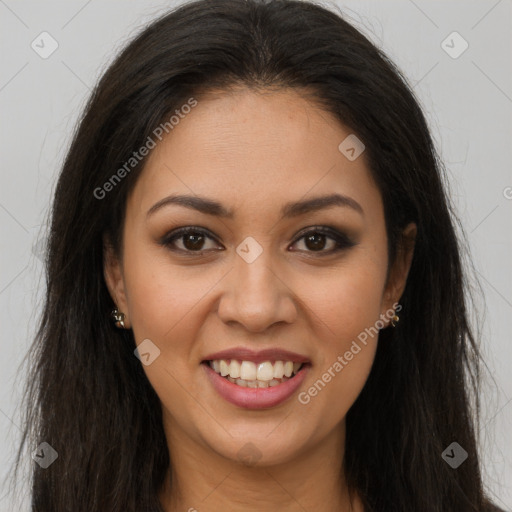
[202,347,310,365]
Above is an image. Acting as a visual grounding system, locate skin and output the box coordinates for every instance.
[104,87,416,512]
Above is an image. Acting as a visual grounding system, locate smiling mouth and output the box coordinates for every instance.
[202,359,309,388]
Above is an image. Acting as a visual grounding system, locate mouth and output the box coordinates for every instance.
[202,359,309,388]
[201,358,311,409]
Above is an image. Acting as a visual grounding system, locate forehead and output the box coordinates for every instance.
[127,88,381,220]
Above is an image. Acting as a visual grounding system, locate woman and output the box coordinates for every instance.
[12,0,506,510]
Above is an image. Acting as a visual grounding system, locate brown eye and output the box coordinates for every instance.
[181,233,206,251]
[303,232,330,251]
[290,227,356,255]
[161,227,221,253]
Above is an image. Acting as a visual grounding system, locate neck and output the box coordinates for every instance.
[158,416,363,512]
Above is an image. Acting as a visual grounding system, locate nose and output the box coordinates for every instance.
[217,251,298,333]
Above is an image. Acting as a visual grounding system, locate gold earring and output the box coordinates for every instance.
[111,308,126,329]
[390,312,400,327]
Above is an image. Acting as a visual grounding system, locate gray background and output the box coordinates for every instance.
[1,0,511,510]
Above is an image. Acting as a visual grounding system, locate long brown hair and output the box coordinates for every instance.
[11,0,501,510]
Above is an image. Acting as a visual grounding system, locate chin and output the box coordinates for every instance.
[205,424,314,468]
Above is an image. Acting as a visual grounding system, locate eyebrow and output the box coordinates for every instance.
[146,192,364,219]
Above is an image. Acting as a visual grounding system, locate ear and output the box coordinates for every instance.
[381,222,417,323]
[103,235,131,329]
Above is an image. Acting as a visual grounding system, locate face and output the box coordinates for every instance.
[105,87,415,469]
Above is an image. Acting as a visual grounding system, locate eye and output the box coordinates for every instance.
[160,227,221,253]
[290,226,356,255]
[160,225,356,256]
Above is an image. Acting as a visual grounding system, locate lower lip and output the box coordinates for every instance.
[202,362,310,409]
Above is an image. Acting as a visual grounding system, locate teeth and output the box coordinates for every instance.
[220,360,229,377]
[240,361,257,380]
[273,361,284,379]
[256,361,274,381]
[228,376,291,388]
[208,358,305,387]
[229,360,241,379]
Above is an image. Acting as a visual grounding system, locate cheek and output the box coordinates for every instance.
[120,246,215,401]
[294,257,386,416]
[122,242,210,341]
[298,256,387,346]
[120,244,214,417]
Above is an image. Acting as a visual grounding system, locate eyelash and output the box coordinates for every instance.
[159,225,356,256]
